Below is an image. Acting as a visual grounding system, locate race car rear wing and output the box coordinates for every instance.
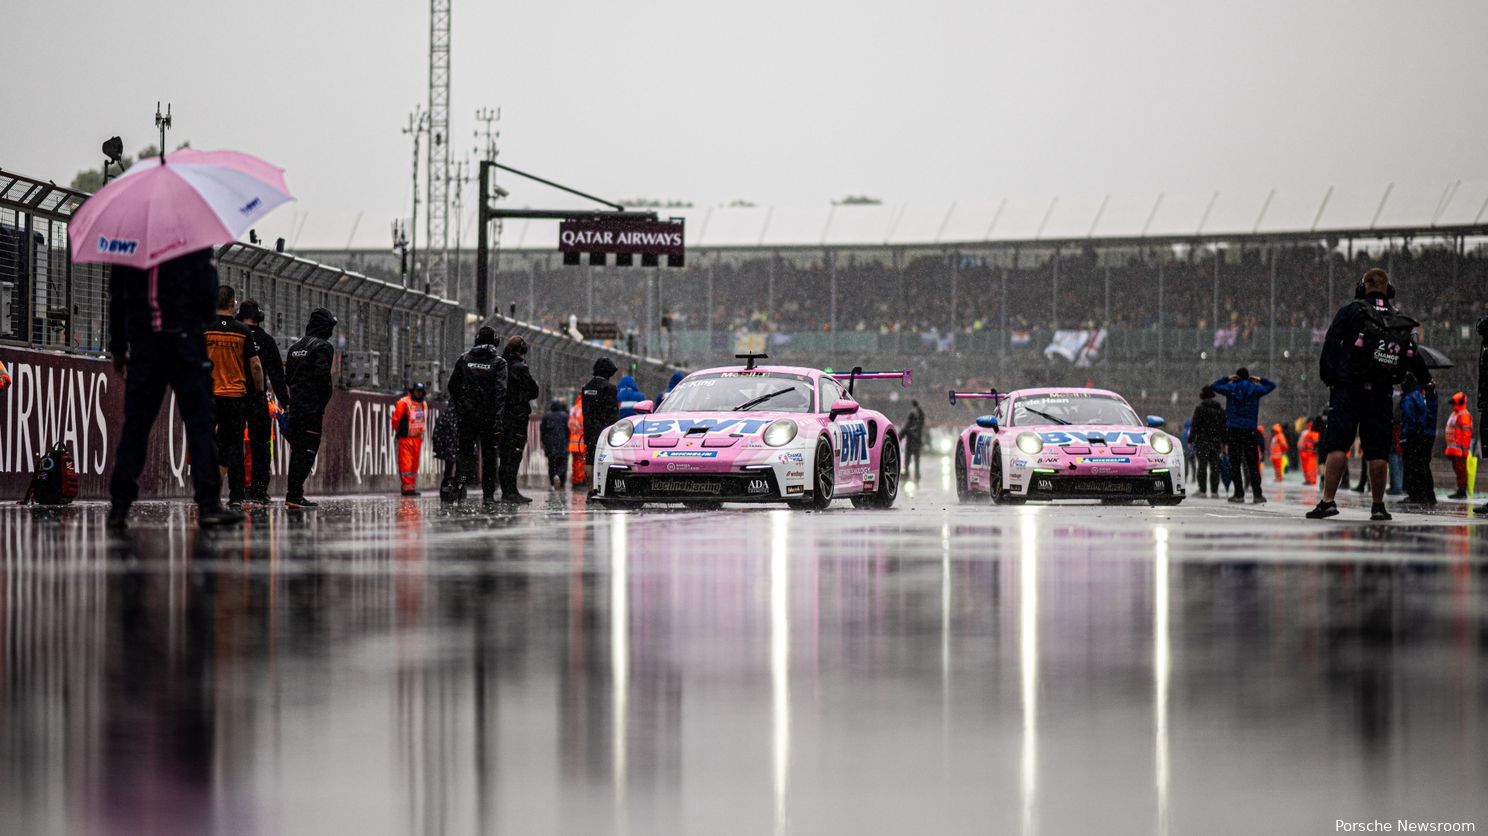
[948,389,1009,406]
[829,366,913,395]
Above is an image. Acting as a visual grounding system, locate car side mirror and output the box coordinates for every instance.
[975,415,999,430]
[1146,415,1165,428]
[829,398,860,419]
[633,400,654,415]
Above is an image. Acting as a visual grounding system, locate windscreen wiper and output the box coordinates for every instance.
[733,387,795,411]
[1024,408,1070,425]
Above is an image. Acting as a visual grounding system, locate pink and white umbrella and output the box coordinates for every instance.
[68,148,294,270]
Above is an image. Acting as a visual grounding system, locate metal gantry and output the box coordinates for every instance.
[425,0,452,297]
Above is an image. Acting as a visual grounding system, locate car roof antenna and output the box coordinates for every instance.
[734,353,768,371]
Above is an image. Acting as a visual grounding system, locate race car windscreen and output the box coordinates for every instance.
[655,372,815,413]
[1011,394,1140,427]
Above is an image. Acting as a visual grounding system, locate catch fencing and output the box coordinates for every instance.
[0,166,682,497]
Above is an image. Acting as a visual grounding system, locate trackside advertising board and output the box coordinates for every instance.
[0,345,455,500]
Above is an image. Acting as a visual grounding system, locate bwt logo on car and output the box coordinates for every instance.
[972,435,993,466]
[838,423,869,464]
[95,236,139,255]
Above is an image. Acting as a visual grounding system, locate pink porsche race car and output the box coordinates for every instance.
[592,356,911,509]
[950,387,1185,505]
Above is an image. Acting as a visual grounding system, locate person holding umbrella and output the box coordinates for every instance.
[69,144,294,531]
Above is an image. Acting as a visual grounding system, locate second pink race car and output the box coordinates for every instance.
[950,387,1186,505]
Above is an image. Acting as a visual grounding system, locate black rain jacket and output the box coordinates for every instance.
[447,343,508,427]
[285,308,338,416]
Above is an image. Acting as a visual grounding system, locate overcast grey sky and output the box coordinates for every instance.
[3,0,1486,248]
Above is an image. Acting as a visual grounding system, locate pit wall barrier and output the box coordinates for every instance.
[0,343,563,500]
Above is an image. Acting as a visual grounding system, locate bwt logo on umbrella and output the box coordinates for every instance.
[239,197,262,214]
[95,236,138,255]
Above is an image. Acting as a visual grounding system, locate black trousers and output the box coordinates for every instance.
[499,426,528,496]
[904,445,922,481]
[110,332,221,511]
[1225,427,1263,498]
[285,412,323,500]
[1195,445,1222,494]
[1402,436,1436,502]
[544,446,567,482]
[458,419,500,500]
[246,395,271,496]
[215,395,247,503]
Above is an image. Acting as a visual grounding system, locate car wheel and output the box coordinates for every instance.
[854,434,899,509]
[795,438,835,510]
[989,444,1024,505]
[954,444,970,503]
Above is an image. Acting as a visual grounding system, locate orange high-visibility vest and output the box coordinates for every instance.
[568,395,585,454]
[1298,429,1317,454]
[1269,426,1288,459]
[392,395,427,438]
[1445,407,1472,457]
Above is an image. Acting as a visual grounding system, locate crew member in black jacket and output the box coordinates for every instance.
[1188,385,1226,497]
[581,358,620,491]
[106,248,243,530]
[1307,268,1430,521]
[447,326,509,504]
[498,336,540,503]
[238,299,287,504]
[283,308,338,509]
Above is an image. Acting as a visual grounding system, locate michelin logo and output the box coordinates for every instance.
[96,236,139,255]
[653,450,718,459]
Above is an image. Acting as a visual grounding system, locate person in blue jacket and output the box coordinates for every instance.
[1399,374,1438,505]
[616,374,646,418]
[1210,367,1277,504]
[656,370,685,405]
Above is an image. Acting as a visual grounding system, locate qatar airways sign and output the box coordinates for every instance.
[559,219,685,260]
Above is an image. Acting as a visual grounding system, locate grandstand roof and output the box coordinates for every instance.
[279,180,1488,252]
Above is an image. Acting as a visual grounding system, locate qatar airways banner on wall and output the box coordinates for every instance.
[0,345,450,500]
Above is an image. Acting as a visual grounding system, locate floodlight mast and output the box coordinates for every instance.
[474,160,659,317]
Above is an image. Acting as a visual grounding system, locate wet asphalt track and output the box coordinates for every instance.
[2,457,1487,835]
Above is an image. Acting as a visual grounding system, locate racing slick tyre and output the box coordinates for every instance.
[683,501,723,511]
[988,444,1024,505]
[852,434,899,509]
[791,438,835,511]
[1148,497,1184,506]
[954,445,971,503]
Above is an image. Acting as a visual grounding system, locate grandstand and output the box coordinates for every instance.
[305,181,1488,425]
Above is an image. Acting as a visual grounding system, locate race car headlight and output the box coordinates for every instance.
[1150,433,1173,455]
[763,419,798,447]
[607,420,634,447]
[1015,432,1043,455]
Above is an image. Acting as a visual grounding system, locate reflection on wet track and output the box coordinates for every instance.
[2,463,1486,835]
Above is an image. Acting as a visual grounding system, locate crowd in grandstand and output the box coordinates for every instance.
[478,243,1484,347]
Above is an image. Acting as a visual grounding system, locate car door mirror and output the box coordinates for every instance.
[975,415,999,430]
[1146,415,1166,428]
[829,398,860,419]
[633,400,654,415]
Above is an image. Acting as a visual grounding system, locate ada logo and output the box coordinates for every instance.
[95,236,139,255]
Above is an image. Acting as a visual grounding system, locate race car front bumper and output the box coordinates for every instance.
[1023,471,1179,499]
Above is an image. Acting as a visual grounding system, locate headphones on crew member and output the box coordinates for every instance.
[1354,271,1396,300]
